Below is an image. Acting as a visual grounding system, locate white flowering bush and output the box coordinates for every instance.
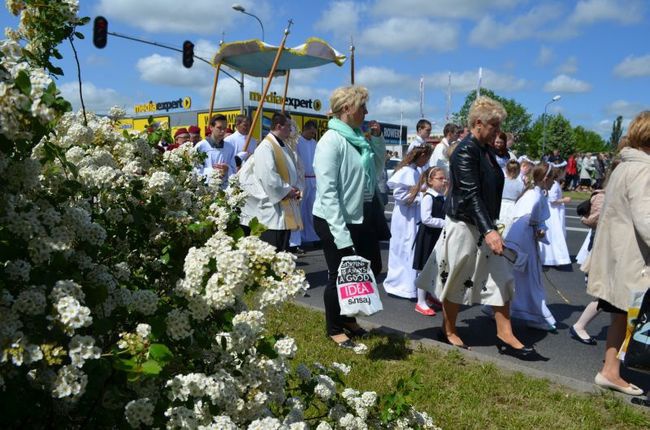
[0,1,437,428]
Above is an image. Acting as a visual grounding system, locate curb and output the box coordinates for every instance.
[292,300,649,407]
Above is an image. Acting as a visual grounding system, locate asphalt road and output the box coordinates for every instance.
[294,197,650,396]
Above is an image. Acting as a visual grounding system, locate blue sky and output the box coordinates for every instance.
[2,0,649,136]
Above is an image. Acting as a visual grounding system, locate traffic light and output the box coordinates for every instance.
[182,40,194,68]
[93,16,108,49]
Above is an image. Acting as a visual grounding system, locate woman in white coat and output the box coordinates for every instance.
[383,145,432,299]
[586,111,650,396]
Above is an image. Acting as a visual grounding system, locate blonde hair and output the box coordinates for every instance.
[621,111,650,151]
[329,86,369,118]
[467,96,507,128]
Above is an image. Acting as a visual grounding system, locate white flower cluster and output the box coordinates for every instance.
[68,335,101,368]
[54,296,92,335]
[124,397,154,428]
[13,286,47,315]
[108,105,126,121]
[274,337,297,359]
[166,309,193,340]
[52,365,87,399]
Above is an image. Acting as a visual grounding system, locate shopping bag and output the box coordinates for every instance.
[337,256,383,317]
[622,289,650,374]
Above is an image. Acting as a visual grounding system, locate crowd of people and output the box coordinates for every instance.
[159,86,649,397]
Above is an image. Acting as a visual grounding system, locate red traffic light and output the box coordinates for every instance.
[93,16,108,49]
[182,40,194,68]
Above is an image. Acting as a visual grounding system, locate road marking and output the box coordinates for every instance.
[567,227,589,232]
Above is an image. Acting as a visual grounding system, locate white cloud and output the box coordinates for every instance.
[86,54,110,66]
[568,0,645,25]
[605,100,649,118]
[536,46,554,66]
[370,96,421,124]
[613,54,650,78]
[315,1,364,38]
[356,67,408,88]
[469,4,562,47]
[373,0,521,20]
[96,0,271,34]
[136,54,212,88]
[60,82,132,114]
[557,56,578,74]
[359,18,458,53]
[543,74,592,93]
[427,69,527,92]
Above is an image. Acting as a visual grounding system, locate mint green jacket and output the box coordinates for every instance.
[312,129,386,249]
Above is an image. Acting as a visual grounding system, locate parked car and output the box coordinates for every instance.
[386,157,401,178]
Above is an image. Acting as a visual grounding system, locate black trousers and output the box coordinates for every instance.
[240,225,290,252]
[314,215,381,336]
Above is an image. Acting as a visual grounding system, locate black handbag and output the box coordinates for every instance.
[576,198,592,217]
[624,289,650,374]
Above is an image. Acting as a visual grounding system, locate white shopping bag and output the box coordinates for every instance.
[336,256,383,317]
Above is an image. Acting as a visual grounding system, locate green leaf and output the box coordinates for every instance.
[160,253,170,265]
[256,336,278,359]
[148,344,173,362]
[113,358,137,372]
[230,226,244,241]
[74,31,85,39]
[248,217,267,236]
[141,360,163,375]
[14,70,32,95]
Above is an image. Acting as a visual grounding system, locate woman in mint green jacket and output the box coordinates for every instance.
[313,86,385,351]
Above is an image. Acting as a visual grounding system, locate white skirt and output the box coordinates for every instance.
[415,217,514,306]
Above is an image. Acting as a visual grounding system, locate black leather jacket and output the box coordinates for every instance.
[445,134,504,235]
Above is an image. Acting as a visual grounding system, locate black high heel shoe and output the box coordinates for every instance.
[495,337,535,359]
[437,331,471,350]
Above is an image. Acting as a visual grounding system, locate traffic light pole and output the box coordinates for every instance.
[102,30,245,112]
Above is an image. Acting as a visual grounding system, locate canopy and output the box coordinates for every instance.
[211,37,346,77]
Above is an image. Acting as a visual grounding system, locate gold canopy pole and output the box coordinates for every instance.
[281,69,291,114]
[243,20,293,152]
[207,63,222,126]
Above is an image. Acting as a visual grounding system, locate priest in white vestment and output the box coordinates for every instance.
[239,113,302,252]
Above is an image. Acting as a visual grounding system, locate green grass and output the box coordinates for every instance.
[267,302,650,429]
[565,190,592,201]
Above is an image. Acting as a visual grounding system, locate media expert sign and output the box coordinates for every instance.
[134,97,192,114]
[249,91,322,112]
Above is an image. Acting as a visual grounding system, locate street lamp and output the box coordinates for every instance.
[232,4,266,136]
[232,4,265,41]
[542,95,561,158]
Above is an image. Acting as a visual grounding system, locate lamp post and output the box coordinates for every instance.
[542,95,561,158]
[232,4,265,136]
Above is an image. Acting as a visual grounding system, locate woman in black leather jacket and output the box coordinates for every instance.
[416,96,534,358]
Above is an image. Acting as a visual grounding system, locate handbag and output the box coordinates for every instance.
[336,256,383,317]
[622,289,650,374]
[576,192,596,217]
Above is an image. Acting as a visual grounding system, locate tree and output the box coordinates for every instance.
[452,89,532,142]
[574,126,608,154]
[608,115,623,149]
[520,113,576,158]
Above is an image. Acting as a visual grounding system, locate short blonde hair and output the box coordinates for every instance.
[621,111,650,151]
[329,86,369,118]
[467,96,507,128]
